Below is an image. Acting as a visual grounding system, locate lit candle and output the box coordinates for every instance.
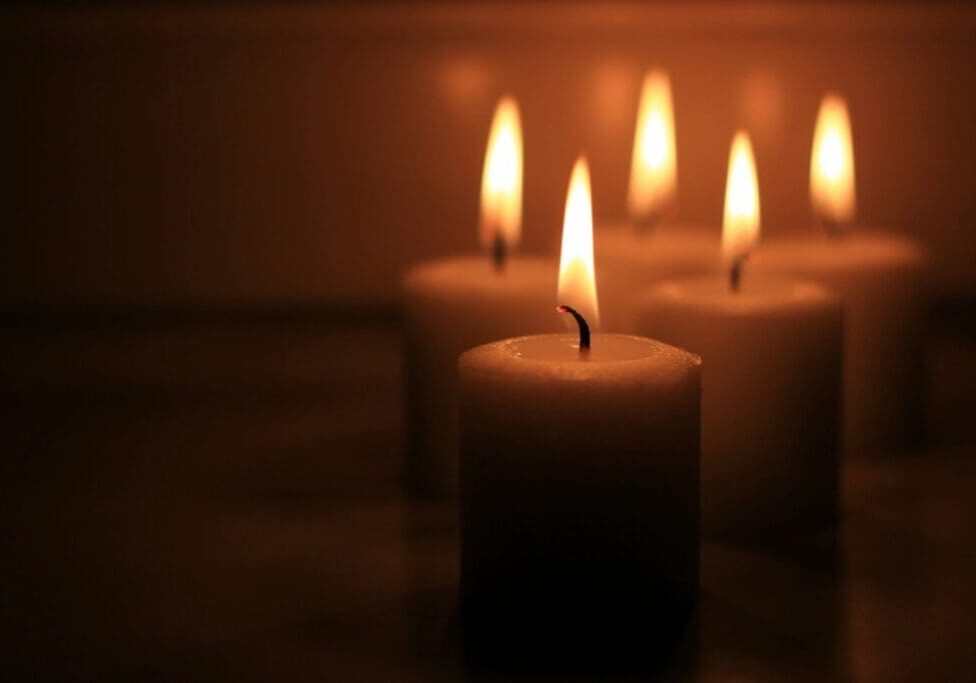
[402,97,558,497]
[636,132,843,541]
[459,158,701,660]
[754,93,928,452]
[596,69,720,332]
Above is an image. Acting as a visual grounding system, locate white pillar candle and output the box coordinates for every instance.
[636,276,842,539]
[458,159,700,657]
[755,233,926,451]
[402,97,558,496]
[596,69,720,333]
[637,132,844,541]
[753,94,928,452]
[458,332,701,655]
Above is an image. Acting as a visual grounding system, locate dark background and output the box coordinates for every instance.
[1,2,975,681]
[3,2,976,308]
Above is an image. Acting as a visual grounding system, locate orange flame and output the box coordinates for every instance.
[721,131,760,266]
[628,70,677,222]
[558,158,600,328]
[810,93,855,227]
[480,97,523,249]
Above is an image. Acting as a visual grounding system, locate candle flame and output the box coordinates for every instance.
[480,97,523,249]
[722,131,760,266]
[558,158,600,328]
[810,93,855,227]
[628,70,677,223]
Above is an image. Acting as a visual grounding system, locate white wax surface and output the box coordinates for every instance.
[637,276,843,540]
[401,255,559,496]
[595,223,720,333]
[458,333,701,630]
[754,231,927,451]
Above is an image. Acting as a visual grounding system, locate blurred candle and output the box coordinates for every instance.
[636,132,843,540]
[402,97,557,497]
[459,158,701,659]
[754,93,927,452]
[597,69,720,332]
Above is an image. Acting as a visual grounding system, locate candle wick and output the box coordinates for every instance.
[729,256,746,293]
[556,304,591,353]
[815,213,849,239]
[491,234,507,272]
[632,210,661,235]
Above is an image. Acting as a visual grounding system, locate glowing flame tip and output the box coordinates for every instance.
[810,92,855,228]
[480,97,523,251]
[628,69,677,223]
[722,131,760,267]
[557,157,600,328]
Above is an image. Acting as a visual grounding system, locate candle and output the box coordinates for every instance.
[754,93,928,452]
[402,98,558,497]
[459,158,701,661]
[596,69,720,332]
[636,132,843,540]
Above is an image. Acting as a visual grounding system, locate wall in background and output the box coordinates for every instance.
[3,2,975,308]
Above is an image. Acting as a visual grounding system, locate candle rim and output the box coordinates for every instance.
[642,275,840,316]
[757,232,927,269]
[403,255,558,296]
[459,333,701,378]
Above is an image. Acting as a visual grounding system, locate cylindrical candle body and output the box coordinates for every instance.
[458,334,700,660]
[636,277,843,541]
[401,256,558,497]
[754,233,927,451]
[596,224,720,333]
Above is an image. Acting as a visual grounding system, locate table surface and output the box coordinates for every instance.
[1,312,974,681]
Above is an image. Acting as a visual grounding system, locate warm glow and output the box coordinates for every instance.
[722,131,760,266]
[810,93,855,226]
[480,97,523,249]
[558,158,600,328]
[628,70,677,222]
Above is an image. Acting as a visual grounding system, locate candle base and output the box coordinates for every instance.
[460,585,698,674]
[458,430,700,673]
[706,514,842,559]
